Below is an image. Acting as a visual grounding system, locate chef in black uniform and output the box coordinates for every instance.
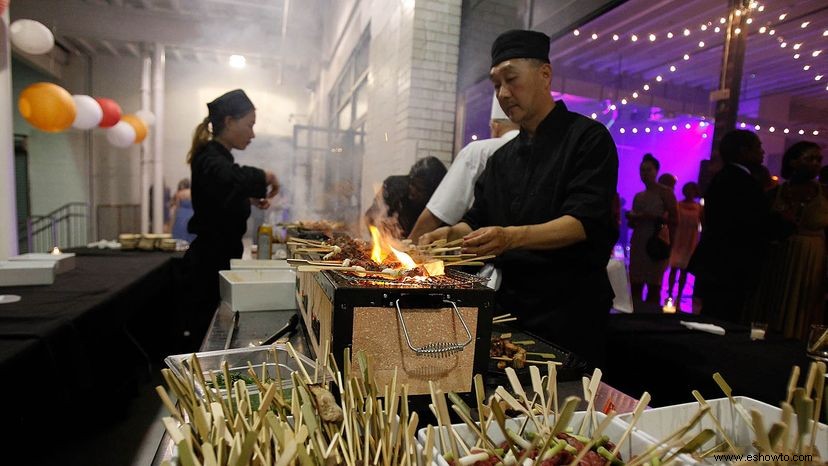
[183,89,279,344]
[421,30,618,365]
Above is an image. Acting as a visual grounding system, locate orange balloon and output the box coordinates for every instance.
[18,82,76,132]
[121,114,148,143]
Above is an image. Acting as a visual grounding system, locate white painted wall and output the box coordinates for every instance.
[0,11,17,258]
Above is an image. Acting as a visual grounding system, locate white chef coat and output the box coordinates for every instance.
[426,130,519,224]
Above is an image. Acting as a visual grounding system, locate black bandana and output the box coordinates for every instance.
[207,89,255,128]
[491,29,550,68]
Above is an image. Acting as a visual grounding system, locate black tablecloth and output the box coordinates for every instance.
[603,313,811,407]
[0,250,184,442]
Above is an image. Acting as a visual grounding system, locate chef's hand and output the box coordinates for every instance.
[462,226,513,256]
[251,198,271,209]
[265,171,280,198]
[418,226,450,246]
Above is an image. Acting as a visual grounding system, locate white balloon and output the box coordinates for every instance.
[106,121,136,148]
[10,19,55,55]
[71,95,103,130]
[135,109,156,126]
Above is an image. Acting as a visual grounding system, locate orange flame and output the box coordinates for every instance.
[369,225,385,263]
[390,245,417,270]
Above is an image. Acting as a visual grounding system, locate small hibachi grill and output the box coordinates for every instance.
[296,265,494,396]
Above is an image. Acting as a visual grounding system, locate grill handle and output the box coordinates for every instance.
[395,298,473,358]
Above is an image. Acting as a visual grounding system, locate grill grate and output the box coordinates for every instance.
[330,268,489,289]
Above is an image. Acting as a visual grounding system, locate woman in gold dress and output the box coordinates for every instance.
[755,141,827,339]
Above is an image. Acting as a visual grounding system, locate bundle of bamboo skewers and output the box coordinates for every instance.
[156,343,426,466]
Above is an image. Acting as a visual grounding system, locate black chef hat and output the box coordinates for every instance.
[490,29,550,68]
[207,89,255,128]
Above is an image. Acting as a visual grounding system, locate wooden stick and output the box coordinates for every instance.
[692,390,739,454]
[492,356,562,366]
[612,392,651,457]
[492,317,518,324]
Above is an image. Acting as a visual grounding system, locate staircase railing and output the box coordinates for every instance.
[18,202,90,253]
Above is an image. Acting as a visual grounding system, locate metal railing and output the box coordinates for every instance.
[19,202,90,253]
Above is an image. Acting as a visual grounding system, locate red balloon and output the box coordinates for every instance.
[0,1,9,16]
[95,97,121,128]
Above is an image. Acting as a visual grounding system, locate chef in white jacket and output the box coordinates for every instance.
[407,94,520,242]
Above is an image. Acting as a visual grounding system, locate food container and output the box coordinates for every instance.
[230,259,291,270]
[619,396,828,464]
[418,411,661,466]
[0,260,57,286]
[164,344,317,401]
[9,252,76,274]
[219,269,296,311]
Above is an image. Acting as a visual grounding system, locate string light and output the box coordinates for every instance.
[778,13,787,20]
[715,27,721,33]
[799,130,805,135]
[792,43,801,50]
[801,21,810,28]
[735,28,741,35]
[759,26,767,33]
[591,112,597,119]
[784,128,790,134]
[670,65,677,72]
[755,124,761,130]
[671,125,678,131]
[621,98,628,104]
[632,91,639,98]
[658,126,664,132]
[619,128,626,133]
[769,126,775,132]
[769,29,775,35]
[645,127,651,133]
[683,54,690,60]
[656,75,663,82]
[698,41,705,48]
[803,65,810,71]
[631,34,638,42]
[719,17,726,24]
[685,123,691,129]
[591,33,598,40]
[632,128,638,133]
[813,51,822,57]
[573,29,580,36]
[815,131,820,136]
[683,28,691,36]
[817,75,824,81]
[746,18,753,24]
[794,54,800,59]
[701,24,708,31]
[649,33,657,42]
[612,34,619,41]
[667,32,674,39]
[643,84,650,90]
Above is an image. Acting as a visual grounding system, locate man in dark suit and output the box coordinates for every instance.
[689,130,773,323]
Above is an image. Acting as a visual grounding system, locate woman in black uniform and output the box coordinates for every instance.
[182,89,279,344]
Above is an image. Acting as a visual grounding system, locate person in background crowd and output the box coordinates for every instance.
[406,156,447,234]
[627,153,678,309]
[167,178,196,243]
[183,89,280,345]
[419,29,618,366]
[365,175,412,238]
[658,173,677,193]
[666,182,703,307]
[750,141,826,338]
[408,95,519,242]
[688,130,789,323]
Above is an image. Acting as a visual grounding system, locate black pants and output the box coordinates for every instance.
[180,235,243,349]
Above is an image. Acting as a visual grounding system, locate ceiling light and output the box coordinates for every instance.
[612,34,619,41]
[754,125,761,130]
[794,54,800,59]
[783,128,789,133]
[619,128,626,134]
[632,128,638,133]
[658,126,664,132]
[769,29,775,35]
[769,127,775,132]
[759,26,767,33]
[735,28,741,35]
[804,65,811,71]
[701,25,708,31]
[631,34,638,42]
[699,41,705,48]
[591,33,598,40]
[643,84,650,90]
[778,13,787,21]
[656,75,663,82]
[720,17,726,24]
[671,125,677,131]
[632,92,639,98]
[798,130,805,135]
[715,27,721,33]
[573,29,580,36]
[801,21,810,28]
[685,123,692,129]
[683,54,690,61]
[228,54,246,68]
[813,130,819,136]
[812,50,822,57]
[649,34,657,41]
[591,113,597,119]
[621,98,628,105]
[683,29,691,36]
[670,65,677,72]
[793,43,802,50]
[667,32,674,39]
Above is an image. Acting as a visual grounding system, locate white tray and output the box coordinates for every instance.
[0,260,56,286]
[417,411,665,466]
[219,269,296,311]
[619,396,828,464]
[9,252,76,274]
